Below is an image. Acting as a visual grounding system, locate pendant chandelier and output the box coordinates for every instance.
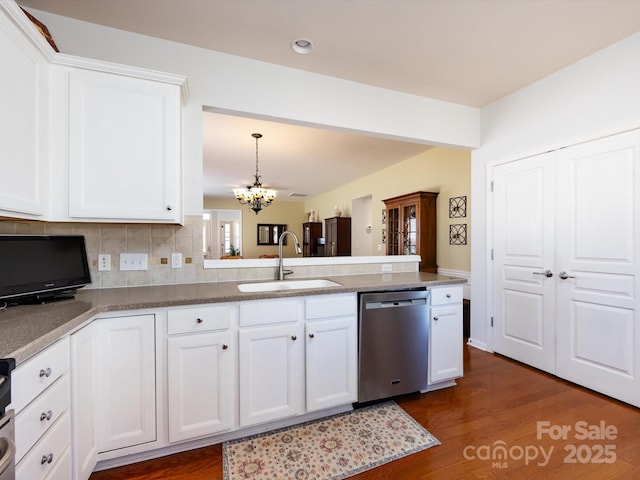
[233,133,277,214]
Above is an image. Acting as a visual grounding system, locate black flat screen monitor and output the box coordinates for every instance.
[0,235,91,305]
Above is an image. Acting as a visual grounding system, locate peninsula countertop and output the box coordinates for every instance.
[0,272,465,365]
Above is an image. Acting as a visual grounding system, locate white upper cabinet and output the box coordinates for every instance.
[0,3,187,223]
[67,69,181,222]
[0,7,47,218]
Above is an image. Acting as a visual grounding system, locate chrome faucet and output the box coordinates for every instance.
[278,230,302,280]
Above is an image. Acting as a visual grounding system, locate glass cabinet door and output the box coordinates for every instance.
[403,204,417,255]
[386,207,400,255]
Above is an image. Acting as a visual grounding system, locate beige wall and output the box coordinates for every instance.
[203,197,307,259]
[303,146,471,272]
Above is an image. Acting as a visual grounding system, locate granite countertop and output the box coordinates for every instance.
[0,272,465,365]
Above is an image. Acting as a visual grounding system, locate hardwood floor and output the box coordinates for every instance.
[90,344,640,479]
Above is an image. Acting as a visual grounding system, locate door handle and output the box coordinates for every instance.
[533,269,553,278]
[558,271,576,280]
[0,437,15,472]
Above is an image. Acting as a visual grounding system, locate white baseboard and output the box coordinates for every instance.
[467,337,488,351]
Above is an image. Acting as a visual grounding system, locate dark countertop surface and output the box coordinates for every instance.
[0,272,465,365]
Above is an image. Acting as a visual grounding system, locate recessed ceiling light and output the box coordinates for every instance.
[291,38,314,54]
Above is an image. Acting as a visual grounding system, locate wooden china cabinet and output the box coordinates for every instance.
[302,222,323,257]
[324,217,351,256]
[383,191,438,272]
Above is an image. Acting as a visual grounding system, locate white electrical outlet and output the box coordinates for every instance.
[98,254,111,271]
[120,253,148,271]
[171,252,182,269]
[381,264,393,272]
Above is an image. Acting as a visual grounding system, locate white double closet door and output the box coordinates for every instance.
[492,129,640,407]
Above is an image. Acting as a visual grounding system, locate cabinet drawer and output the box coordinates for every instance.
[240,298,303,327]
[305,293,356,320]
[430,286,463,306]
[16,412,71,480]
[15,375,70,463]
[41,445,71,480]
[168,304,235,334]
[12,338,70,413]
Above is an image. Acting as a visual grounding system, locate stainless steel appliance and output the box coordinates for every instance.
[0,410,15,480]
[0,358,16,480]
[358,289,429,403]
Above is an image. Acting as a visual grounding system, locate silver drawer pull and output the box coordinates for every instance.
[559,271,576,280]
[446,293,451,298]
[222,344,228,350]
[39,368,52,378]
[40,410,53,421]
[433,316,439,321]
[41,453,53,465]
[196,318,203,324]
[309,333,315,339]
[291,335,297,341]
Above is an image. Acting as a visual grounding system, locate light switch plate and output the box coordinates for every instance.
[171,252,182,269]
[120,253,148,271]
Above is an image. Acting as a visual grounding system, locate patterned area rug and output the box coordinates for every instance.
[223,401,440,480]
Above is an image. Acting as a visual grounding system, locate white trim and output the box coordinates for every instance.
[467,338,488,351]
[204,255,421,269]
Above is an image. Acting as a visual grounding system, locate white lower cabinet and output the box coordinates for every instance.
[305,294,357,411]
[94,314,157,453]
[12,338,71,480]
[70,321,98,480]
[167,304,238,442]
[238,321,305,426]
[16,413,71,480]
[238,298,305,427]
[428,286,463,385]
[57,293,360,474]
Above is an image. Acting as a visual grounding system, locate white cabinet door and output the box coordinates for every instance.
[555,130,640,406]
[305,317,357,412]
[70,322,98,480]
[238,323,304,427]
[167,331,236,442]
[0,12,46,217]
[429,304,463,384]
[95,314,157,452]
[68,69,180,222]
[492,153,557,374]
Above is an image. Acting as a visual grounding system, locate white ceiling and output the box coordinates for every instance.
[19,0,640,199]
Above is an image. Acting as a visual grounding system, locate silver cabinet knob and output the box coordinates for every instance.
[39,368,52,378]
[291,335,297,341]
[222,344,228,350]
[309,333,315,339]
[559,271,576,280]
[41,453,53,465]
[166,205,173,211]
[196,318,203,324]
[40,410,53,421]
[433,316,439,321]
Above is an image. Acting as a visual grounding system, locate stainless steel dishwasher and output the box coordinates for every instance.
[358,289,429,403]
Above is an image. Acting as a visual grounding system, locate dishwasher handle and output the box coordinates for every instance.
[365,298,427,309]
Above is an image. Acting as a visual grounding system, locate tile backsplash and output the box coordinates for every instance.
[0,215,215,289]
[0,216,421,289]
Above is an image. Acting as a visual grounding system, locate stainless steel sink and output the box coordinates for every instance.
[237,279,342,292]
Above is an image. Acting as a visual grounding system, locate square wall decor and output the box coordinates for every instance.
[449,196,467,218]
[449,224,467,245]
